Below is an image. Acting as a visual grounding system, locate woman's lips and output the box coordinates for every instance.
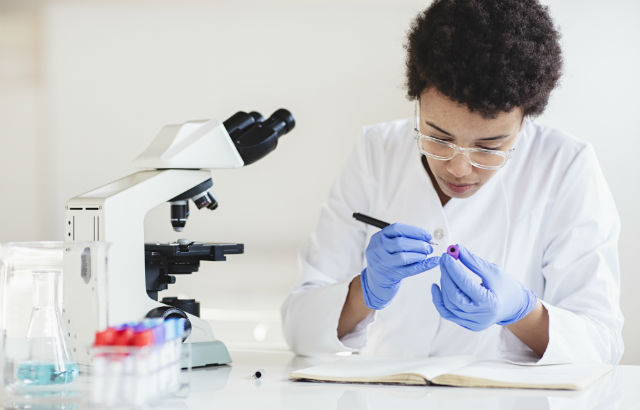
[443,179,474,194]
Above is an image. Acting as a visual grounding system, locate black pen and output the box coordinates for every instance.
[352,212,439,246]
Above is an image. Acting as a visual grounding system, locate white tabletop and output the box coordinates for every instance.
[155,349,640,410]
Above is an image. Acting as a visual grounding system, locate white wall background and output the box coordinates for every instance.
[1,0,639,363]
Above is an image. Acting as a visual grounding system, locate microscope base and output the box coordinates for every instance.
[187,340,232,368]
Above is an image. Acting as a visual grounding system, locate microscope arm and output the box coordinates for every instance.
[64,169,215,364]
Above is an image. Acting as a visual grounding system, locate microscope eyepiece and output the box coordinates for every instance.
[224,108,295,165]
[248,111,265,123]
[223,112,257,138]
[270,108,295,133]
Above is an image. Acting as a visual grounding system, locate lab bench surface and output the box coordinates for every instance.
[156,349,640,410]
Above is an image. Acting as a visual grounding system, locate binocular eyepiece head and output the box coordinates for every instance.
[169,108,295,232]
[223,108,295,165]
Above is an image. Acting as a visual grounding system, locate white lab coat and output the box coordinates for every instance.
[281,118,624,364]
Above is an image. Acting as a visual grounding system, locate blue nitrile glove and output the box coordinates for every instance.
[430,245,537,331]
[361,223,440,310]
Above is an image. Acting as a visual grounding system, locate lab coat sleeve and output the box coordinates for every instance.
[502,144,624,364]
[281,127,381,355]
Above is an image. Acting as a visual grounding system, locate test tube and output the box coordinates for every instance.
[447,245,460,260]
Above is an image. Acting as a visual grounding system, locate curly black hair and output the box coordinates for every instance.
[405,0,562,118]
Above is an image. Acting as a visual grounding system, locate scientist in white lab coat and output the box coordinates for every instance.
[282,0,623,364]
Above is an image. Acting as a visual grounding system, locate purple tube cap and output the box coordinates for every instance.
[447,244,460,260]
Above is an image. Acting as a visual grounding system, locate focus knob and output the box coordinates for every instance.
[145,306,192,341]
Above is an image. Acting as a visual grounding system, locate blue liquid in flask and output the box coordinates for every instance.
[17,362,79,385]
[20,270,79,387]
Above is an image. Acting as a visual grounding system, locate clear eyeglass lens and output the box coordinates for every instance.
[419,138,505,167]
[421,139,454,159]
[468,151,505,167]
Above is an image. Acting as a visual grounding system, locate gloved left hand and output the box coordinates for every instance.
[431,245,537,331]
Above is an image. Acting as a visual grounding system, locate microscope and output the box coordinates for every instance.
[62,109,294,367]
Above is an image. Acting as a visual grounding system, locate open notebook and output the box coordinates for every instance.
[289,356,612,390]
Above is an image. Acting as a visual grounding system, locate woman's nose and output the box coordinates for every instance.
[446,153,473,178]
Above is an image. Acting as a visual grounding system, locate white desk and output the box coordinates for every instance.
[158,349,640,410]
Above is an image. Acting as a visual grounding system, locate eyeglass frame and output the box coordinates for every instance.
[413,100,517,171]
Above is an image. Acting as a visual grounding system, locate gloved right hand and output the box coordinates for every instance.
[361,223,440,310]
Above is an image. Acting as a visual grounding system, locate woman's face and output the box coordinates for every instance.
[419,88,524,199]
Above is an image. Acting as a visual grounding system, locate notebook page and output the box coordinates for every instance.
[290,355,475,381]
[439,360,613,389]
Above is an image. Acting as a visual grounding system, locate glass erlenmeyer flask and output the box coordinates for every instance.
[16,270,78,385]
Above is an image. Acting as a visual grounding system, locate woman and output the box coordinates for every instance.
[281,0,623,364]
